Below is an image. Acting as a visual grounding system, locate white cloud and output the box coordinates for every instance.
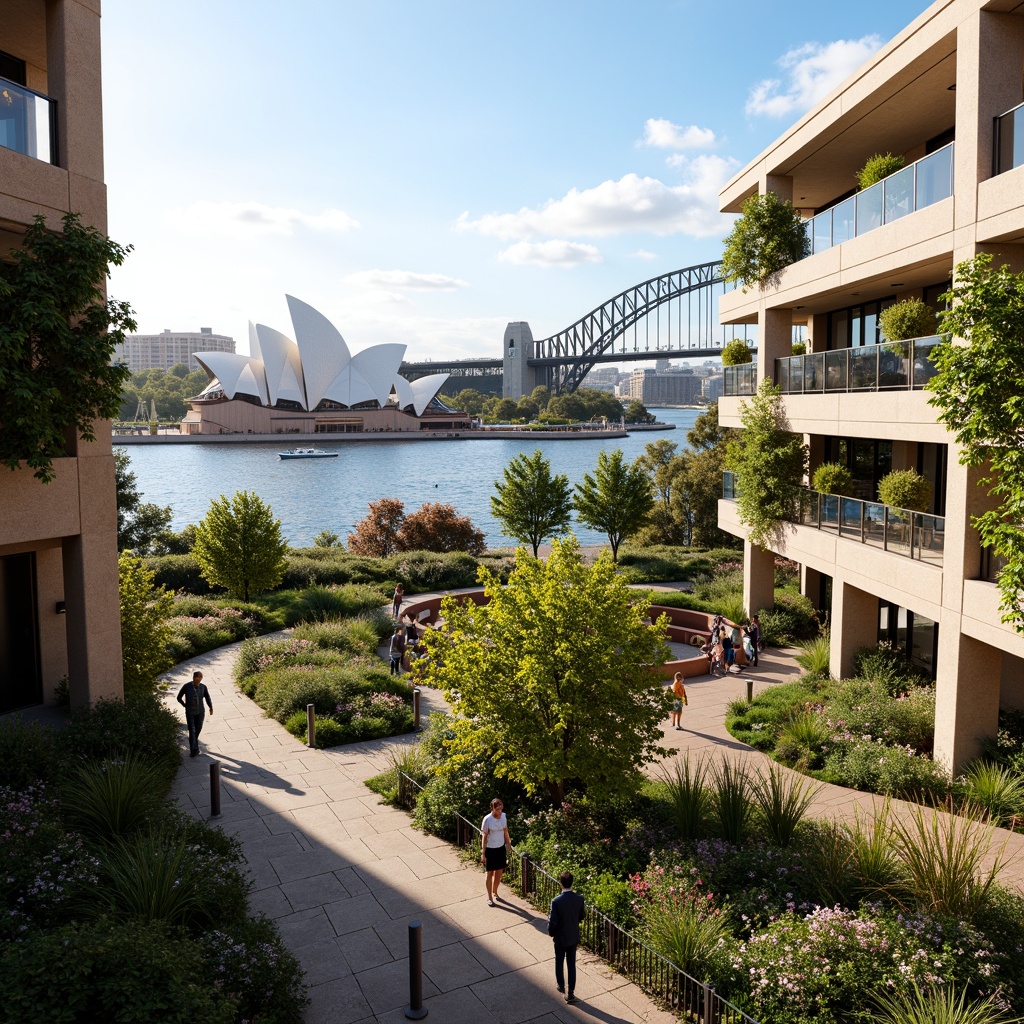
[344,269,468,291]
[642,118,717,150]
[456,159,738,242]
[746,36,882,118]
[629,249,658,260]
[498,240,602,268]
[169,200,360,237]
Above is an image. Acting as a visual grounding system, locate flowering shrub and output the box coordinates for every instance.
[166,602,258,661]
[823,740,949,799]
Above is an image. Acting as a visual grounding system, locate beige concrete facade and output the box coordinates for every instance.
[1,0,123,712]
[716,0,1024,770]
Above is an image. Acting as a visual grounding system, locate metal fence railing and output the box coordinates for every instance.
[394,770,759,1024]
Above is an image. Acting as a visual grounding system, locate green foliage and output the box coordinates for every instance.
[791,341,807,356]
[624,399,655,424]
[644,899,734,982]
[720,191,810,290]
[574,448,654,561]
[960,761,1024,827]
[119,552,175,694]
[542,388,624,425]
[721,338,753,365]
[61,754,167,840]
[844,804,905,902]
[0,720,59,788]
[144,552,211,593]
[853,641,926,694]
[166,601,260,663]
[193,490,288,600]
[417,537,670,803]
[929,254,1024,629]
[756,591,818,645]
[775,711,831,770]
[748,761,816,846]
[313,529,341,548]
[825,742,949,800]
[869,982,1024,1024]
[726,380,807,547]
[794,632,831,677]
[347,498,486,556]
[659,754,710,841]
[878,469,933,513]
[491,449,573,557]
[812,461,855,496]
[114,448,173,553]
[118,365,211,423]
[856,152,905,190]
[293,614,387,656]
[710,759,752,843]
[879,298,938,342]
[0,213,134,482]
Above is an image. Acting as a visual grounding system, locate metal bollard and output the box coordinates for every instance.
[746,678,753,704]
[405,920,428,1019]
[413,687,421,730]
[209,762,222,819]
[307,703,316,749]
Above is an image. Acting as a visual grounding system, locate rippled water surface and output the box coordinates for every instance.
[120,408,701,548]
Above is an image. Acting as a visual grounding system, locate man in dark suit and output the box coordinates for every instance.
[176,670,213,757]
[547,870,586,1004]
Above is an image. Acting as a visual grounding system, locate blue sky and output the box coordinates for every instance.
[101,0,926,364]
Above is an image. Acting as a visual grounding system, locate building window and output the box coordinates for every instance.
[0,553,42,713]
[878,601,938,679]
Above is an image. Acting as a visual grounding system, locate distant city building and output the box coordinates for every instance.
[626,367,703,405]
[581,366,621,393]
[114,328,235,373]
[702,375,724,402]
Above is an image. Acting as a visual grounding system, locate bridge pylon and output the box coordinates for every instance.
[502,322,538,400]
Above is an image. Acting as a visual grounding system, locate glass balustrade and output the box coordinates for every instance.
[0,77,56,164]
[773,335,940,396]
[994,102,1024,175]
[806,144,953,257]
[722,364,757,396]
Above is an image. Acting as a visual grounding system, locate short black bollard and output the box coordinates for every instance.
[209,762,222,819]
[746,678,753,704]
[307,703,316,749]
[413,687,421,730]
[405,920,428,1019]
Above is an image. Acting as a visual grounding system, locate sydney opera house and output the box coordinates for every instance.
[180,296,469,435]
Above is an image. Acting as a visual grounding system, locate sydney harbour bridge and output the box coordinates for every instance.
[400,259,756,399]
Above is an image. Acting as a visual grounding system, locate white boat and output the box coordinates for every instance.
[278,448,339,460]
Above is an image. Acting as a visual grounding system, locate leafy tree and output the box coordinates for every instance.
[684,404,735,548]
[490,397,519,422]
[530,385,552,411]
[347,498,407,556]
[721,191,810,291]
[624,399,655,424]
[929,254,1024,629]
[812,461,855,496]
[313,530,341,548]
[113,449,172,553]
[452,389,488,416]
[0,213,135,481]
[725,380,807,548]
[877,469,932,512]
[119,552,174,694]
[721,338,753,365]
[492,449,573,556]
[193,491,287,600]
[515,396,539,421]
[398,502,486,555]
[637,439,685,510]
[416,537,670,803]
[575,449,654,561]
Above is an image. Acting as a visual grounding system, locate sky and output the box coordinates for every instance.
[101,0,927,365]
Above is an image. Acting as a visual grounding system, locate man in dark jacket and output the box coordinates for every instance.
[176,670,213,757]
[547,870,586,1003]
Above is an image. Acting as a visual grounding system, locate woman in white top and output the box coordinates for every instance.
[480,797,511,906]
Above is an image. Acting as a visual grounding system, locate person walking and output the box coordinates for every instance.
[388,627,406,675]
[480,797,511,906]
[669,672,688,730]
[548,870,586,1004]
[749,615,762,667]
[391,583,404,619]
[176,670,213,758]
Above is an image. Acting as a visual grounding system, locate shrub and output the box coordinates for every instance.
[825,741,948,799]
[311,717,346,748]
[794,633,831,678]
[879,298,938,342]
[644,897,734,983]
[827,678,936,751]
[757,591,818,645]
[144,553,210,594]
[775,712,831,770]
[252,665,353,722]
[660,754,709,841]
[960,761,1024,826]
[857,152,905,190]
[853,641,924,695]
[295,583,388,622]
[812,461,855,496]
[293,614,385,656]
[721,338,753,366]
[878,469,933,513]
[710,759,751,843]
[721,191,810,290]
[0,719,58,788]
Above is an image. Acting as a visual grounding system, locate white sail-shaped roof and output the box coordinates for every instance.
[392,375,415,411]
[194,352,267,403]
[255,323,306,408]
[287,295,350,412]
[409,373,450,416]
[350,343,406,407]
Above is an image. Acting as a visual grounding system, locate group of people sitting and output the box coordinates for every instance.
[700,613,762,676]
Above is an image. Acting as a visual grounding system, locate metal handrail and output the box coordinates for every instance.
[394,770,759,1023]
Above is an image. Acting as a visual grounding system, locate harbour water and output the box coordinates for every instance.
[120,407,702,548]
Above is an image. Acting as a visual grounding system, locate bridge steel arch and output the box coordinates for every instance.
[531,260,730,394]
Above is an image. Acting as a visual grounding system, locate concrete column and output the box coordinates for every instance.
[829,580,879,679]
[762,173,793,205]
[757,306,792,388]
[809,313,828,354]
[806,434,825,483]
[800,565,822,608]
[743,540,775,618]
[933,625,1001,772]
[35,544,69,703]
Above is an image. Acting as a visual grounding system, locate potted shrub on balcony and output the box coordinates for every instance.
[721,338,753,366]
[721,192,810,291]
[812,462,855,496]
[877,299,937,387]
[878,468,932,512]
[856,152,905,190]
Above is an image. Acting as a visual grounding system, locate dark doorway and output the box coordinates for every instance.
[878,600,938,679]
[0,553,43,713]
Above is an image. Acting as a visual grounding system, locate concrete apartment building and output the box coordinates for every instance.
[113,327,235,373]
[1,1,123,713]
[717,0,1024,769]
[626,367,705,405]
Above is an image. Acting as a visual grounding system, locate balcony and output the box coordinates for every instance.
[775,336,941,395]
[803,144,953,258]
[722,364,758,397]
[994,101,1024,176]
[0,76,57,165]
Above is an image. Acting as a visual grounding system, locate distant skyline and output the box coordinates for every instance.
[102,0,926,365]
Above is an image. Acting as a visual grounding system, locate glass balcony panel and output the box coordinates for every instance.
[777,358,791,393]
[839,498,863,539]
[915,514,944,565]
[915,145,953,207]
[820,494,839,530]
[722,471,736,500]
[995,104,1024,175]
[800,490,820,527]
[849,347,878,390]
[864,502,885,548]
[811,210,833,254]
[883,165,915,224]
[825,349,848,392]
[802,353,821,392]
[912,336,941,387]
[885,508,912,556]
[856,182,882,234]
[832,197,856,245]
[0,79,53,163]
[878,340,909,389]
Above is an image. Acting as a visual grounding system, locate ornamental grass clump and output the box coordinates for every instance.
[62,754,167,841]
[869,982,1024,1024]
[710,759,752,843]
[960,761,1024,827]
[748,761,816,847]
[844,802,905,902]
[660,754,710,841]
[794,632,831,678]
[643,896,733,983]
